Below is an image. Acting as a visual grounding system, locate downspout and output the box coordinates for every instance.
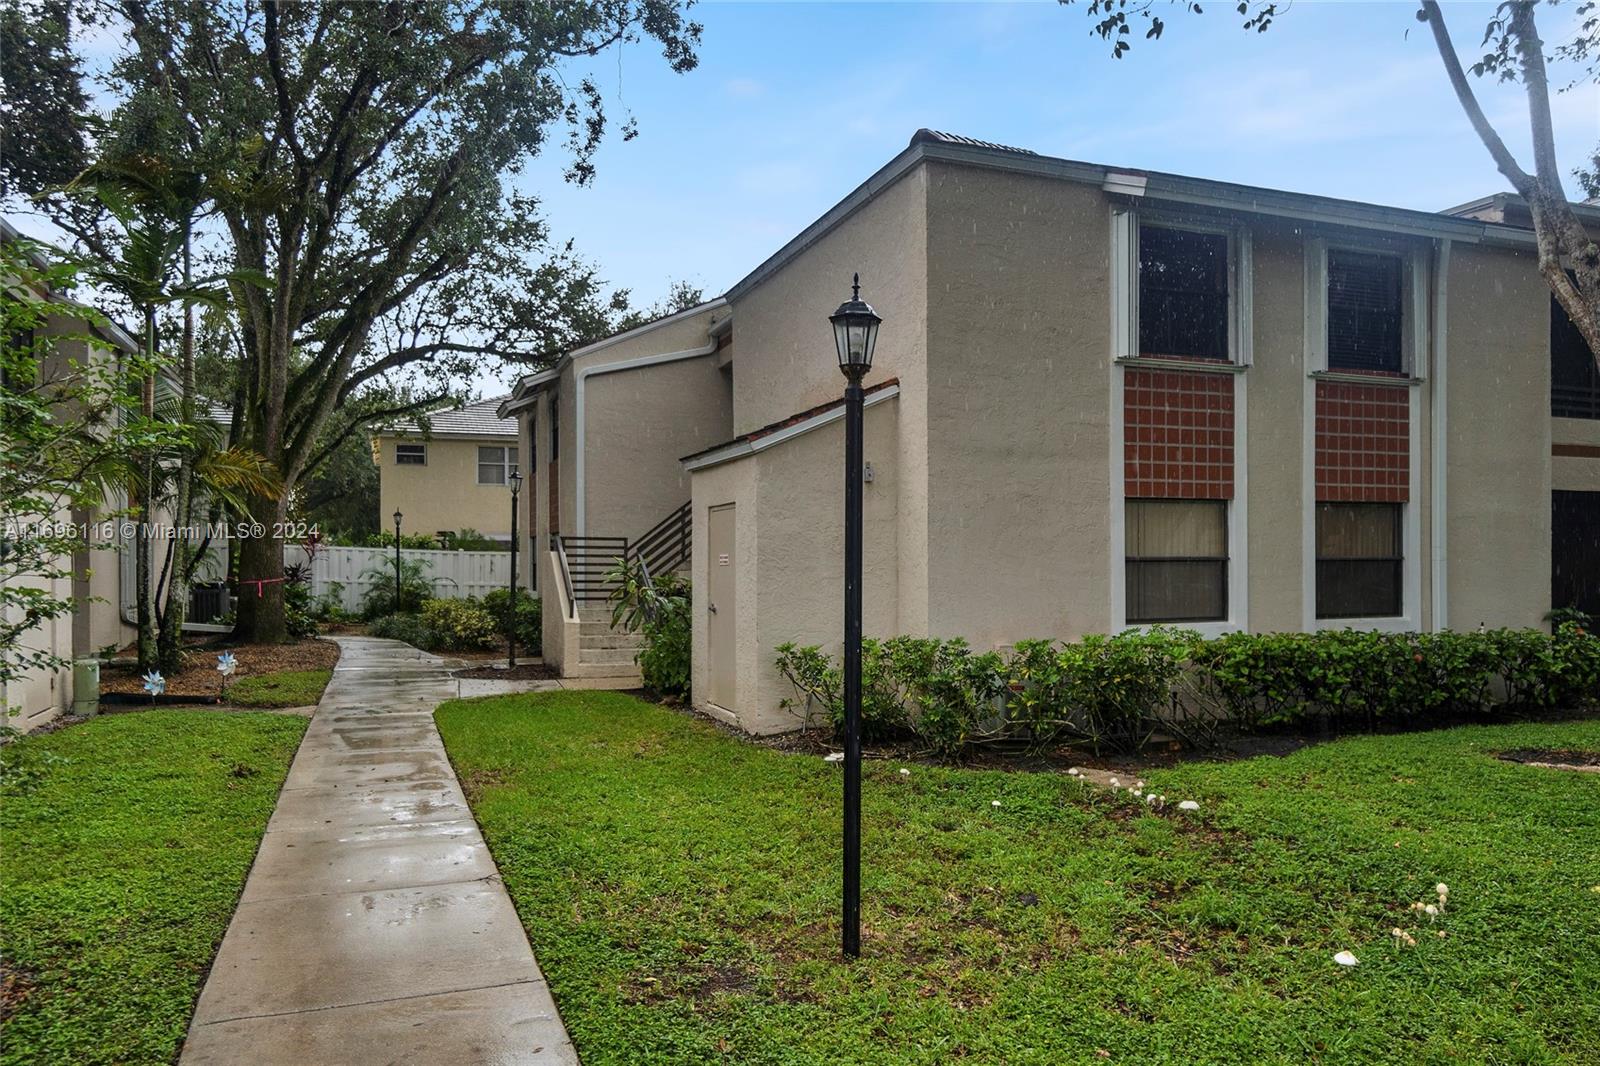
[1430,238,1451,632]
[573,341,719,536]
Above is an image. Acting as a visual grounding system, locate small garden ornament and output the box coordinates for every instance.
[142,670,165,704]
[217,652,238,700]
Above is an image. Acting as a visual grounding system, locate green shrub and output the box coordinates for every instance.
[283,576,320,639]
[483,587,541,655]
[776,625,1599,760]
[368,612,434,649]
[360,557,435,618]
[606,559,692,697]
[419,598,498,651]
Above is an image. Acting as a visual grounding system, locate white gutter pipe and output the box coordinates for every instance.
[574,341,719,536]
[1430,238,1451,632]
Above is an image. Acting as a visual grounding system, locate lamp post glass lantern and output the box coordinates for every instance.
[392,510,403,613]
[508,471,523,668]
[831,272,880,960]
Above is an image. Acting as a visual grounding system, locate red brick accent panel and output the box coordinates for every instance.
[1314,380,1409,502]
[1123,368,1234,499]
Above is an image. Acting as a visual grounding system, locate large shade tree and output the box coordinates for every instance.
[5,0,701,640]
[1062,0,1600,371]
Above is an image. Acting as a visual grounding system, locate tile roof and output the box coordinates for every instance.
[909,128,1038,157]
[423,395,518,437]
[376,395,518,439]
[679,377,900,463]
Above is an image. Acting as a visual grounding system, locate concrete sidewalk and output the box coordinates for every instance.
[180,636,577,1065]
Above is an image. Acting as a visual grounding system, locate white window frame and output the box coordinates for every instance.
[1304,237,1428,379]
[1111,208,1254,368]
[395,443,426,466]
[1109,203,1250,639]
[1299,370,1424,634]
[476,444,519,485]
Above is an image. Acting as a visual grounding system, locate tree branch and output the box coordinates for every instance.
[1420,2,1536,194]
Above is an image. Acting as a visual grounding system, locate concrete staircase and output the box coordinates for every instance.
[568,606,645,682]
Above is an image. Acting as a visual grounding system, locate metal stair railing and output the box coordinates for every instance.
[629,500,692,581]
[549,501,692,621]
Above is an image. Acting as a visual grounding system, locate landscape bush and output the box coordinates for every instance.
[418,597,499,651]
[605,558,691,697]
[482,587,541,655]
[359,557,436,618]
[776,624,1599,758]
[367,612,436,649]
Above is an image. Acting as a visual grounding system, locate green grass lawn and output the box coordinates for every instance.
[436,692,1600,1065]
[225,668,332,708]
[0,711,307,1066]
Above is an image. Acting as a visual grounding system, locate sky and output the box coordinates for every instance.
[10,1,1597,399]
[520,0,1599,336]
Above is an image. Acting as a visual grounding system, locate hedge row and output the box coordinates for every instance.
[775,624,1600,758]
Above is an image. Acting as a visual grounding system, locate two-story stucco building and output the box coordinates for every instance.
[375,396,523,545]
[504,130,1600,731]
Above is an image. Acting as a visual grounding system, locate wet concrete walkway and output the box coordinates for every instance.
[180,636,577,1065]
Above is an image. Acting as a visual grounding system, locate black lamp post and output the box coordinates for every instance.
[830,272,881,960]
[392,509,403,612]
[508,470,523,668]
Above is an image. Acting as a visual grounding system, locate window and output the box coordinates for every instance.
[1552,490,1600,617]
[1125,499,1228,623]
[1551,295,1600,419]
[477,445,519,485]
[395,443,426,465]
[549,392,560,462]
[1327,250,1403,374]
[1315,502,1402,618]
[1139,225,1229,362]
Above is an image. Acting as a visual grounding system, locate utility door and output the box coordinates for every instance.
[707,504,737,709]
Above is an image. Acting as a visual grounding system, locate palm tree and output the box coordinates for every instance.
[67,152,275,670]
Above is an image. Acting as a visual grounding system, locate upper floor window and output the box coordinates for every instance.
[1139,225,1230,362]
[1326,250,1404,375]
[549,392,560,462]
[477,445,519,485]
[1551,294,1600,419]
[395,443,426,465]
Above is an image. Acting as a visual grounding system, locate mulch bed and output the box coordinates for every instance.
[1496,747,1600,771]
[452,662,559,681]
[101,638,340,698]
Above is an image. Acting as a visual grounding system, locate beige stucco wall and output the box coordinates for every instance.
[1552,416,1600,492]
[690,399,899,734]
[921,162,1113,646]
[1444,241,1552,630]
[1244,225,1308,632]
[583,351,731,541]
[729,168,930,635]
[378,434,519,541]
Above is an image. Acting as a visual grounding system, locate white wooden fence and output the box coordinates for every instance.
[284,544,531,614]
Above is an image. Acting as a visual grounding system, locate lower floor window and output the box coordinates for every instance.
[1552,490,1600,617]
[1125,499,1228,623]
[1315,502,1402,619]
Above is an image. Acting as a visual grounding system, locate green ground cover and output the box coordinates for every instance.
[436,691,1600,1065]
[225,668,333,708]
[0,711,307,1065]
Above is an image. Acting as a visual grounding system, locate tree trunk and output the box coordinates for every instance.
[234,490,288,643]
[157,233,198,673]
[135,304,157,671]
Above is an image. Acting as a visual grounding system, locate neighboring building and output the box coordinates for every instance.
[3,221,143,730]
[375,396,523,544]
[504,130,1600,731]
[498,301,733,678]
